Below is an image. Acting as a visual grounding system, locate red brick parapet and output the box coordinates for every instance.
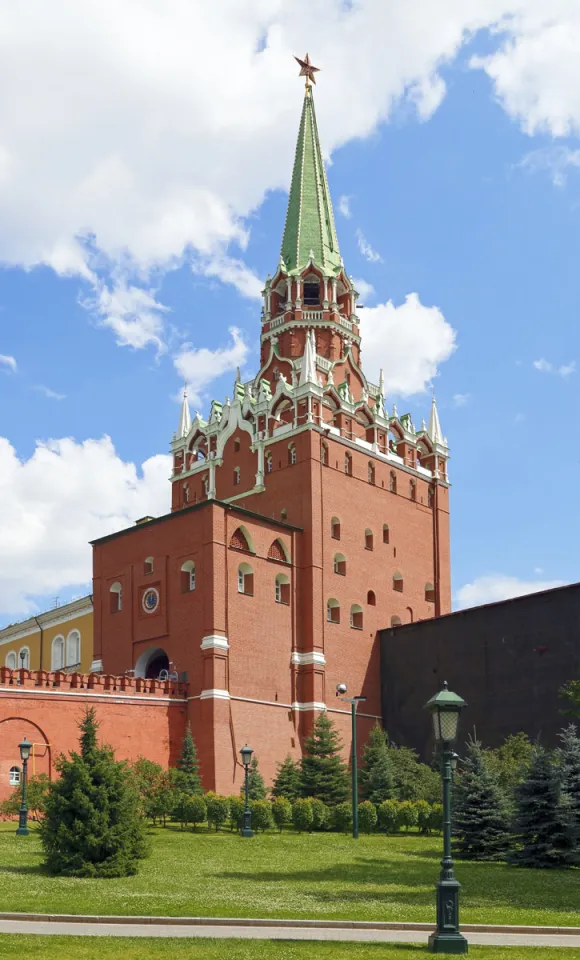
[0,667,187,699]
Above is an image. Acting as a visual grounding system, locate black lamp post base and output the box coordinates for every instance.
[241,827,253,838]
[16,810,29,837]
[428,931,468,954]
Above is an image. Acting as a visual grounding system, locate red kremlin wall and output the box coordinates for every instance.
[0,668,187,801]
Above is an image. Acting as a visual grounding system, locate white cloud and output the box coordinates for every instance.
[355,229,383,263]
[338,195,352,219]
[533,357,576,377]
[456,573,566,609]
[174,326,249,406]
[359,293,456,396]
[519,146,580,186]
[453,392,470,406]
[0,435,170,620]
[194,255,262,301]
[0,354,17,373]
[33,385,66,401]
[352,277,375,302]
[82,280,170,352]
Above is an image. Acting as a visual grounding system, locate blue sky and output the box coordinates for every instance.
[1,2,579,622]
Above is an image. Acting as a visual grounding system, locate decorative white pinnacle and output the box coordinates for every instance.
[177,387,192,439]
[299,329,318,386]
[378,368,385,396]
[428,396,444,446]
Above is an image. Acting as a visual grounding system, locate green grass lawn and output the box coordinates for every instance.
[0,941,577,960]
[0,823,579,927]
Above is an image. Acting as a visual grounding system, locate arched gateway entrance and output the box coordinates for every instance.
[134,647,169,680]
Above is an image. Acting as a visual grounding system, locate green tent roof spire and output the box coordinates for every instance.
[280,88,342,276]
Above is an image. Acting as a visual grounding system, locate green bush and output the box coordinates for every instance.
[292,798,313,833]
[378,799,400,833]
[205,793,229,832]
[184,795,207,831]
[251,799,274,832]
[398,800,419,831]
[310,798,329,830]
[40,708,147,878]
[272,797,293,832]
[0,773,50,821]
[228,795,245,831]
[358,800,378,833]
[415,799,432,834]
[429,803,443,833]
[271,756,302,802]
[331,801,353,833]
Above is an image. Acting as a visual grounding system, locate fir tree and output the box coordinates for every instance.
[511,745,576,869]
[271,755,302,802]
[40,708,147,877]
[453,738,511,862]
[177,724,203,795]
[557,724,580,863]
[300,713,349,805]
[359,724,394,805]
[240,755,267,800]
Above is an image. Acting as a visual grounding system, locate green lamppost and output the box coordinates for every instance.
[240,744,254,838]
[425,682,468,955]
[16,737,32,837]
[337,683,367,839]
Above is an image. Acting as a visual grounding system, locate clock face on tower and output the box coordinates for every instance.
[142,587,160,614]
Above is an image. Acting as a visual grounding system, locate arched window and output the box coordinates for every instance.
[333,553,346,576]
[234,438,241,452]
[383,524,390,544]
[393,572,404,593]
[368,462,375,485]
[391,616,402,627]
[389,471,397,494]
[428,486,434,508]
[181,560,196,592]
[304,278,320,305]
[425,582,435,603]
[350,604,363,630]
[66,630,81,668]
[9,766,21,785]
[410,480,416,502]
[327,599,340,624]
[275,573,290,605]
[345,452,352,476]
[365,529,374,551]
[288,444,297,465]
[51,636,65,670]
[367,590,376,606]
[331,517,341,540]
[268,539,289,563]
[144,556,154,574]
[5,651,17,670]
[406,607,414,622]
[110,582,122,613]
[230,527,252,552]
[238,562,254,596]
[19,647,30,669]
[266,452,273,474]
[321,442,328,466]
[233,466,241,486]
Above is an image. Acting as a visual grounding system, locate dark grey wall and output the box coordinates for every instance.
[380,582,580,759]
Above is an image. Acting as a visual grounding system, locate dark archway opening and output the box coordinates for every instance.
[146,652,169,679]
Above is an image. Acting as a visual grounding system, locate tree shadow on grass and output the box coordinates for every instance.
[0,864,47,876]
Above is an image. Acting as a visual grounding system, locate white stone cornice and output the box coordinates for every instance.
[291,700,327,712]
[291,651,326,666]
[200,688,231,700]
[89,658,103,673]
[200,635,230,652]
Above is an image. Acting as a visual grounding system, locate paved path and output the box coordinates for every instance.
[1,919,580,946]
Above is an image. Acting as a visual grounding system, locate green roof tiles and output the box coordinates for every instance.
[280,90,342,276]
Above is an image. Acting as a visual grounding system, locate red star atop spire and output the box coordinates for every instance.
[294,53,320,88]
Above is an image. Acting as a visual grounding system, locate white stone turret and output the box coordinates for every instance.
[177,388,191,439]
[299,329,318,386]
[428,396,444,447]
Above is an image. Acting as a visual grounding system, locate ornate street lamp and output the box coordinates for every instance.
[425,682,468,955]
[337,683,367,839]
[240,744,254,838]
[16,737,32,837]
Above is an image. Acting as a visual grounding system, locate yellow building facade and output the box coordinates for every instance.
[0,596,94,673]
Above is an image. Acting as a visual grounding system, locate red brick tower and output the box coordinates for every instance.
[92,79,451,793]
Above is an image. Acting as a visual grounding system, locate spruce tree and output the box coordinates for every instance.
[40,708,147,877]
[177,724,203,794]
[271,755,302,802]
[557,724,580,863]
[453,738,511,862]
[511,745,576,869]
[240,755,267,800]
[359,724,394,805]
[300,713,349,805]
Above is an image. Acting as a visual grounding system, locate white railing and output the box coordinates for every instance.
[269,315,285,329]
[316,355,332,372]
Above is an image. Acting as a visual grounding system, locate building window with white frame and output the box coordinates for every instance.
[5,651,17,670]
[19,647,30,669]
[51,636,65,671]
[66,630,81,668]
[9,766,21,786]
